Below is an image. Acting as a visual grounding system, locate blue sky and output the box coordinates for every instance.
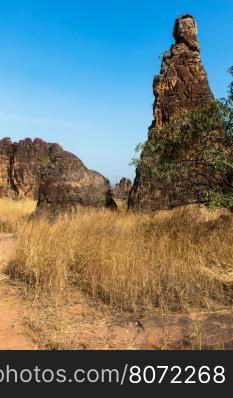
[0,0,232,183]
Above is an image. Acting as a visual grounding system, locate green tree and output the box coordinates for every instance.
[132,68,233,209]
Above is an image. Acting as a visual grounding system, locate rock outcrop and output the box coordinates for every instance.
[0,138,116,214]
[0,138,58,199]
[36,145,117,217]
[151,14,213,130]
[113,178,132,200]
[128,15,215,211]
[0,138,14,198]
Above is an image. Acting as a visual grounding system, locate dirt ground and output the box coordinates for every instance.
[0,233,232,350]
[0,234,36,350]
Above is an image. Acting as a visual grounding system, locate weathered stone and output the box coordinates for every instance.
[0,137,54,199]
[113,177,132,200]
[0,138,14,198]
[11,138,53,199]
[152,14,213,131]
[128,15,216,211]
[36,146,117,217]
[0,137,116,214]
[53,311,233,350]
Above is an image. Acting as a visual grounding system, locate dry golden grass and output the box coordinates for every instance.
[3,199,232,313]
[0,198,36,232]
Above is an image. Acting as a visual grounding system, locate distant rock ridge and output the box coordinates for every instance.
[0,137,116,215]
[113,178,132,200]
[128,15,215,211]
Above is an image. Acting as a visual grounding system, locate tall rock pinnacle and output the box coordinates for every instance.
[128,15,215,211]
[151,14,213,130]
[173,14,199,51]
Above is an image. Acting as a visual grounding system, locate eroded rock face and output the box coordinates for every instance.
[128,15,214,211]
[152,14,213,130]
[0,138,51,199]
[0,138,14,198]
[12,138,53,199]
[113,178,132,200]
[36,146,117,217]
[0,137,116,214]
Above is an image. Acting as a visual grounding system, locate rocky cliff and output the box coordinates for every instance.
[0,138,14,197]
[36,144,117,217]
[113,178,132,200]
[128,15,216,211]
[0,137,116,214]
[0,137,52,199]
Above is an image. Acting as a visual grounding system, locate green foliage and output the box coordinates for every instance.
[37,154,50,163]
[132,67,233,209]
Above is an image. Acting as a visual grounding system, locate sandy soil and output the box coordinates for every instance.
[0,234,36,350]
[0,233,232,350]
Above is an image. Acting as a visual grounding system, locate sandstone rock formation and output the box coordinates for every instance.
[113,177,132,200]
[0,138,14,198]
[151,14,213,130]
[128,15,215,211]
[36,145,117,217]
[0,137,50,199]
[0,137,116,214]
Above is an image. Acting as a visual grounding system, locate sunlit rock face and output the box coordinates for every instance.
[35,145,117,217]
[0,137,116,215]
[0,138,51,199]
[128,15,215,211]
[113,178,132,200]
[151,14,212,131]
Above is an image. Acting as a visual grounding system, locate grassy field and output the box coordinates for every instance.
[0,198,36,233]
[1,198,232,314]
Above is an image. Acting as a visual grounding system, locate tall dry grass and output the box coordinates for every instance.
[6,202,233,313]
[0,198,36,232]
